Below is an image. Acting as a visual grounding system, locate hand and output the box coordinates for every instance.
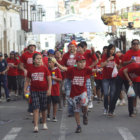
[108,56,114,61]
[46,89,51,96]
[50,57,57,64]
[129,80,133,86]
[1,71,6,75]
[130,59,136,63]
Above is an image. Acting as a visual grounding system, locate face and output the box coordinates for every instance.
[48,61,55,69]
[10,54,15,58]
[48,53,54,58]
[28,45,36,53]
[77,46,84,54]
[103,48,107,54]
[77,60,86,69]
[132,41,139,51]
[70,45,77,54]
[34,55,42,66]
[55,51,61,58]
[110,47,115,55]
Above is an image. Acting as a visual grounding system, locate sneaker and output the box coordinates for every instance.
[119,99,126,106]
[103,109,108,115]
[43,123,48,130]
[83,114,88,125]
[108,112,114,117]
[6,98,11,102]
[47,115,51,121]
[116,99,121,106]
[34,126,38,133]
[52,117,58,122]
[88,101,93,109]
[75,126,82,133]
[129,113,136,117]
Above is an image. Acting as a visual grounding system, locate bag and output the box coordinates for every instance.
[127,86,135,97]
[112,64,118,78]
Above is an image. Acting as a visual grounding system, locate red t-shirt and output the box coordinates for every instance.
[49,68,62,96]
[61,52,77,67]
[7,58,19,76]
[20,51,40,71]
[94,59,103,80]
[83,50,97,67]
[122,49,140,82]
[118,63,140,81]
[101,54,120,79]
[27,65,50,91]
[42,56,48,67]
[16,57,24,76]
[67,67,92,98]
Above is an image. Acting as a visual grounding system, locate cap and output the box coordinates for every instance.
[27,40,36,47]
[10,51,15,55]
[48,49,55,55]
[0,52,3,57]
[68,40,77,47]
[76,55,86,61]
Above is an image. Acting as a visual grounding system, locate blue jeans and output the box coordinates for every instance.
[64,79,74,116]
[102,78,116,110]
[0,74,10,99]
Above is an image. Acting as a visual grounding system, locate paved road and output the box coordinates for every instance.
[0,98,140,140]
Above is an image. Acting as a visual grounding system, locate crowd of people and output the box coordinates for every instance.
[0,39,140,133]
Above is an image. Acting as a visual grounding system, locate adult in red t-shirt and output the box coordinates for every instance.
[101,44,120,115]
[19,40,40,76]
[7,51,19,96]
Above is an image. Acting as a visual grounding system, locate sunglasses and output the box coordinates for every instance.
[132,42,139,45]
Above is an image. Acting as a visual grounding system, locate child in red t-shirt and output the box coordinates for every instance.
[51,55,101,133]
[47,58,62,122]
[24,53,52,133]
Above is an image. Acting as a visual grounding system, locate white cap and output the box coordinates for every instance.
[116,47,121,52]
[27,40,36,47]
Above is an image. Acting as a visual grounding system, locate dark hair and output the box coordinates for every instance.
[131,39,139,45]
[77,43,84,48]
[32,53,41,65]
[107,44,115,58]
[96,51,101,59]
[80,41,87,47]
[103,46,108,50]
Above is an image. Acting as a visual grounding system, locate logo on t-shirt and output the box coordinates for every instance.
[72,76,84,86]
[27,58,33,64]
[31,72,44,81]
[135,56,140,63]
[67,58,76,66]
[129,73,138,79]
[106,61,115,68]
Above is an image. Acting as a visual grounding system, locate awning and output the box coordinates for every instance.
[32,19,107,34]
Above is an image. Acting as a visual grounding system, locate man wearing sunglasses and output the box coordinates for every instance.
[121,39,140,117]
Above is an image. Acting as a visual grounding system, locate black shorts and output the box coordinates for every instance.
[133,82,140,97]
[8,76,17,90]
[95,79,102,90]
[31,91,47,111]
[47,96,60,104]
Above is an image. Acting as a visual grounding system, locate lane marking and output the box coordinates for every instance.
[117,127,136,140]
[2,127,22,140]
[59,107,67,140]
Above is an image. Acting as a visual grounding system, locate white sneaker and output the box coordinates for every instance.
[52,117,58,122]
[34,126,38,133]
[103,109,108,115]
[116,99,121,106]
[43,123,48,130]
[88,101,93,109]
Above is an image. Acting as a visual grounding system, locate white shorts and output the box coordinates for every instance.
[73,92,88,112]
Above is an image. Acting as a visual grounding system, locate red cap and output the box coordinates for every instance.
[68,40,77,47]
[76,55,86,61]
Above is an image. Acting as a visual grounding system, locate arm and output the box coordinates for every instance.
[52,77,62,82]
[24,77,30,95]
[101,56,114,67]
[89,59,98,68]
[123,68,132,86]
[122,59,135,66]
[46,76,52,96]
[19,62,27,76]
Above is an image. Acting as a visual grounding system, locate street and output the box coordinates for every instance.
[0,98,140,140]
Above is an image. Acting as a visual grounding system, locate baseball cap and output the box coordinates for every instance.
[48,49,55,55]
[27,40,36,47]
[76,55,86,61]
[0,52,3,57]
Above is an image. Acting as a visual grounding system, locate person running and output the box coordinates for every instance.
[0,52,10,102]
[101,44,120,115]
[51,55,101,133]
[24,53,52,133]
[47,58,62,121]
